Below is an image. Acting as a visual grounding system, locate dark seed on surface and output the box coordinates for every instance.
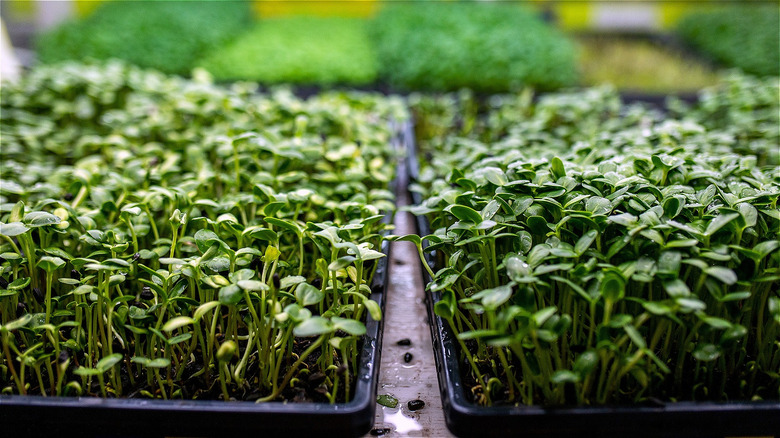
[407,399,425,411]
[370,428,391,436]
[132,253,141,262]
[16,302,27,317]
[336,364,348,375]
[307,372,326,386]
[403,352,413,363]
[140,286,154,300]
[396,338,412,346]
[63,192,74,201]
[272,273,280,289]
[59,350,69,363]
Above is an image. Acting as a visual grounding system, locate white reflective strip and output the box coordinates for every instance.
[592,3,659,31]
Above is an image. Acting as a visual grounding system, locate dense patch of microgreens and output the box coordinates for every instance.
[399,74,780,406]
[199,17,378,85]
[0,61,406,402]
[371,3,578,92]
[35,0,252,76]
[676,5,779,77]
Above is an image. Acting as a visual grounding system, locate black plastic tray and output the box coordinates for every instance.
[406,118,780,438]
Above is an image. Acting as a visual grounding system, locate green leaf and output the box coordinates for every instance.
[24,211,61,228]
[481,199,501,220]
[585,197,612,216]
[295,283,324,306]
[167,333,192,345]
[533,306,558,326]
[194,229,222,253]
[574,230,598,256]
[704,213,739,236]
[147,358,172,368]
[480,167,508,186]
[38,256,66,273]
[693,343,721,362]
[573,350,598,376]
[263,246,281,262]
[96,353,123,372]
[1,314,32,332]
[551,370,579,384]
[550,156,566,179]
[163,316,195,332]
[472,284,513,311]
[737,203,758,228]
[235,280,266,294]
[434,290,456,320]
[218,284,243,305]
[377,394,398,408]
[0,222,29,236]
[329,256,356,271]
[663,279,690,297]
[73,367,101,376]
[753,241,779,259]
[705,266,738,285]
[331,317,366,336]
[623,325,646,348]
[701,316,732,330]
[526,216,549,235]
[293,316,334,337]
[364,299,382,321]
[8,277,31,290]
[449,205,483,224]
[193,301,220,321]
[600,271,625,302]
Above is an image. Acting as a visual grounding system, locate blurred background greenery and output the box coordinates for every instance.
[2,0,778,93]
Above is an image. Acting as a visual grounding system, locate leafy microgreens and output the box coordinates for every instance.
[0,61,405,402]
[406,74,780,406]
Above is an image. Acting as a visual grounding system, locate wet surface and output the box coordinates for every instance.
[366,158,453,437]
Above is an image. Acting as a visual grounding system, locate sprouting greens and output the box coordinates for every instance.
[199,17,378,85]
[405,74,780,406]
[0,61,407,402]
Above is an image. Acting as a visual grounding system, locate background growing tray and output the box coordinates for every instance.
[405,120,780,438]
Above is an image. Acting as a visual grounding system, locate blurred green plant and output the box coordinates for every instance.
[199,17,377,85]
[577,36,721,93]
[371,3,578,92]
[676,6,779,76]
[35,0,252,75]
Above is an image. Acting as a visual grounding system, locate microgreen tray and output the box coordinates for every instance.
[413,200,780,437]
[0,246,388,437]
[406,122,780,438]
